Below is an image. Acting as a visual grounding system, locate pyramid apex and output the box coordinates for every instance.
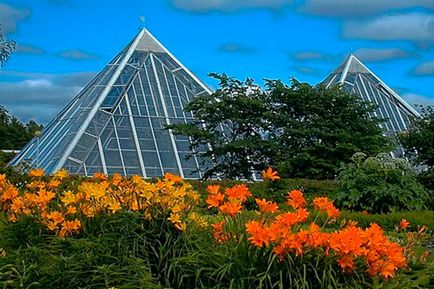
[129,28,166,53]
[332,53,370,81]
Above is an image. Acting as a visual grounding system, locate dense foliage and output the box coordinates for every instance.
[169,74,391,180]
[168,74,271,179]
[399,106,434,191]
[0,105,43,150]
[0,25,15,67]
[0,152,14,168]
[399,106,434,168]
[0,170,432,288]
[336,153,431,213]
[265,80,390,180]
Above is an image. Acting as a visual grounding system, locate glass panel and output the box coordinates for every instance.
[176,140,191,152]
[101,86,125,108]
[140,68,157,116]
[173,69,204,95]
[64,159,84,175]
[128,51,148,67]
[183,169,200,179]
[69,133,98,162]
[146,57,164,116]
[142,151,161,168]
[179,152,197,169]
[146,168,163,178]
[107,167,124,175]
[114,64,137,86]
[154,52,180,70]
[84,145,103,175]
[101,119,124,169]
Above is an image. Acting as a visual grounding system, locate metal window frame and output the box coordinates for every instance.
[150,53,185,178]
[54,29,147,172]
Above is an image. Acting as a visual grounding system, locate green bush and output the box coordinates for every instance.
[336,153,431,213]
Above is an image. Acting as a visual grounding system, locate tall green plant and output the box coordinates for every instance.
[336,153,430,213]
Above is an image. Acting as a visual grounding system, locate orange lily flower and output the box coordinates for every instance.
[287,190,307,209]
[399,219,410,230]
[261,167,280,181]
[255,198,279,213]
[28,168,45,177]
[219,201,242,217]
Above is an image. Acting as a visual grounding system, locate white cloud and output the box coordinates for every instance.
[343,13,434,43]
[59,49,99,60]
[0,71,95,123]
[292,51,334,61]
[171,0,293,12]
[16,43,45,54]
[412,60,434,75]
[218,43,255,54]
[0,3,30,34]
[402,93,434,107]
[353,48,413,62]
[293,66,319,74]
[23,79,53,88]
[301,0,434,17]
[172,0,434,14]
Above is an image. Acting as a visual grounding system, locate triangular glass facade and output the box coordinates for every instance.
[10,29,212,179]
[322,54,419,138]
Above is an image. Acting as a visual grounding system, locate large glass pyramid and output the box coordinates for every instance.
[322,54,419,140]
[10,28,212,178]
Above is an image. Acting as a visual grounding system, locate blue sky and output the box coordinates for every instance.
[1,0,433,124]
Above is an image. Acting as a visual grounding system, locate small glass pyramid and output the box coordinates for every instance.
[322,54,419,137]
[10,29,212,178]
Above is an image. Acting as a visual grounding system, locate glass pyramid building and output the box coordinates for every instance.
[322,54,419,142]
[10,28,212,178]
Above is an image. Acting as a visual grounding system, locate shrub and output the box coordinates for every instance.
[336,153,431,213]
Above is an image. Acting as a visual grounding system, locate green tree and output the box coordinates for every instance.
[168,74,271,179]
[265,79,392,179]
[169,75,391,180]
[0,105,43,150]
[0,25,16,67]
[399,106,434,191]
